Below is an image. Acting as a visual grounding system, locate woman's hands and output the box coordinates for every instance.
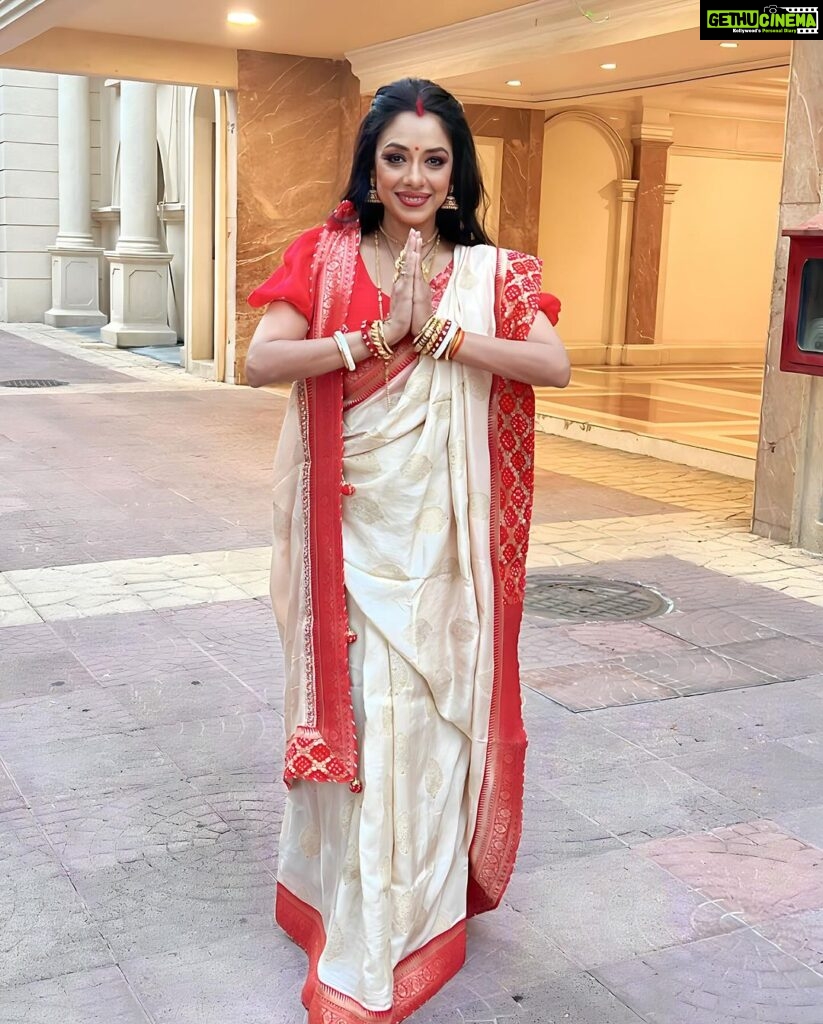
[382,230,433,346]
[382,231,416,346]
[410,231,434,336]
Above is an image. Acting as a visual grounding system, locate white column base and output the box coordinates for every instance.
[101,250,178,348]
[45,246,107,327]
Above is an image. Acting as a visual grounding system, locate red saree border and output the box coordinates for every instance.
[467,602,528,916]
[277,884,467,1023]
[342,341,418,410]
[283,219,362,790]
[466,247,535,915]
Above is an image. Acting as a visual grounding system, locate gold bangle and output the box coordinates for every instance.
[369,320,392,361]
[424,319,451,357]
[413,315,440,351]
[447,328,465,360]
[379,321,393,358]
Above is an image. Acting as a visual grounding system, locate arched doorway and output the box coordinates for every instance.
[539,110,632,366]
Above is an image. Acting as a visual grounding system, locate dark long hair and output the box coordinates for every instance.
[338,78,492,246]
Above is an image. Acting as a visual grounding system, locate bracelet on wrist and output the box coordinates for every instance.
[413,314,442,353]
[444,328,465,360]
[332,329,356,371]
[433,320,459,360]
[361,320,393,362]
[414,315,465,360]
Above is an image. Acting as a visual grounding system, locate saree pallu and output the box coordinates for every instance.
[268,221,540,1023]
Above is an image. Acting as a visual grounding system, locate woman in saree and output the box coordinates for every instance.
[246,78,570,1023]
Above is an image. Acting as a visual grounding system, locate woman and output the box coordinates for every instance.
[246,78,570,1023]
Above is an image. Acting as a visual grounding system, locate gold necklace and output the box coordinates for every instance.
[373,232,392,410]
[380,228,440,283]
[380,222,438,247]
[421,235,441,283]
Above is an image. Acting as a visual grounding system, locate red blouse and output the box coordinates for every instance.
[247,226,561,328]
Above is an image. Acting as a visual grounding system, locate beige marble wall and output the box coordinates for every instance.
[753,43,823,549]
[465,106,544,254]
[234,51,360,382]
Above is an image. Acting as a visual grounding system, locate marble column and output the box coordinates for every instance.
[624,121,673,345]
[655,182,682,341]
[235,52,360,383]
[605,179,639,364]
[464,106,544,254]
[45,75,106,328]
[101,80,177,348]
[753,42,823,551]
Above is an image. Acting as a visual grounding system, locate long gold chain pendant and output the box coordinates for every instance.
[374,231,392,411]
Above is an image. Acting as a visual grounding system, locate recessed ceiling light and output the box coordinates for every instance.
[506,79,522,87]
[719,41,739,47]
[227,11,258,25]
[600,63,617,70]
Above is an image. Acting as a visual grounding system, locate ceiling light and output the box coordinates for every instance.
[506,79,522,87]
[600,63,617,70]
[719,41,739,47]
[227,11,258,25]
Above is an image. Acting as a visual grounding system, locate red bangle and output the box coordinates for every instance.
[425,319,451,355]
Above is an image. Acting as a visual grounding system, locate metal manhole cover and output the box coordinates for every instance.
[0,379,69,388]
[525,575,671,622]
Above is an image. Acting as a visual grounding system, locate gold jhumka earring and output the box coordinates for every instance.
[366,174,381,204]
[441,187,458,211]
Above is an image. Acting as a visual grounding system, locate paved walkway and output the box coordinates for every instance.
[2,323,823,1024]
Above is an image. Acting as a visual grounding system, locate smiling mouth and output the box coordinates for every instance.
[396,193,431,206]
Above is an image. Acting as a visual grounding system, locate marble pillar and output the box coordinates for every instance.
[624,122,673,345]
[45,74,106,328]
[655,183,683,341]
[753,43,823,551]
[101,80,177,348]
[605,179,639,363]
[464,106,544,254]
[234,52,360,383]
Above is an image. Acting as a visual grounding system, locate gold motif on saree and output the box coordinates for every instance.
[390,652,412,694]
[299,824,321,858]
[392,891,415,932]
[401,453,433,482]
[347,495,385,524]
[395,812,412,856]
[425,758,444,798]
[395,734,410,776]
[469,492,491,520]
[403,620,433,648]
[450,618,478,643]
[418,507,449,533]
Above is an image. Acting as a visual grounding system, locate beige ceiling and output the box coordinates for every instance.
[442,30,791,104]
[55,0,538,58]
[0,0,792,107]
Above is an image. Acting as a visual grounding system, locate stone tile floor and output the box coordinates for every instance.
[2,323,823,1022]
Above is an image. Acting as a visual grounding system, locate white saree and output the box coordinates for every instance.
[271,245,502,1017]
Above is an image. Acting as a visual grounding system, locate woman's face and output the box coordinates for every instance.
[373,111,453,231]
